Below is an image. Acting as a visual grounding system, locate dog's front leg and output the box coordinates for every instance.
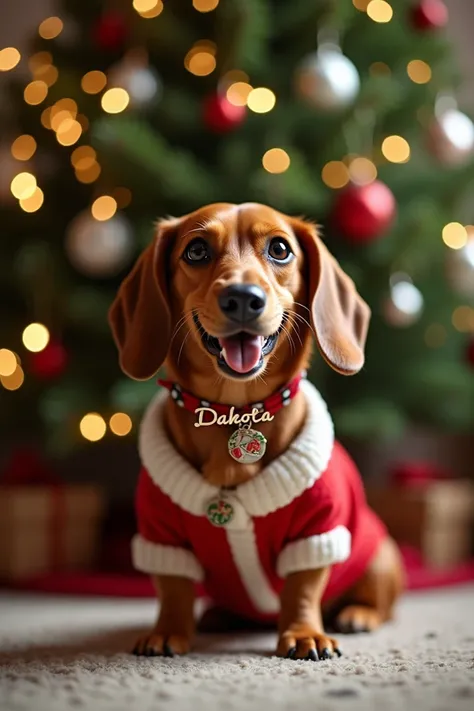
[277,568,341,661]
[133,575,195,657]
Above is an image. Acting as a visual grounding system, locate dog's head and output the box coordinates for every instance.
[109,203,370,382]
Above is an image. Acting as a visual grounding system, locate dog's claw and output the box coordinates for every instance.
[286,646,297,659]
[307,649,319,662]
[163,643,174,658]
[334,647,342,657]
[320,648,332,660]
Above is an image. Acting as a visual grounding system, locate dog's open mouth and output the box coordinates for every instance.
[193,314,281,378]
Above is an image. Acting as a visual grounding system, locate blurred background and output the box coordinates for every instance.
[0,0,473,590]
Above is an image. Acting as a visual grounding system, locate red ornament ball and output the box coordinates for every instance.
[410,0,448,31]
[93,12,127,51]
[332,180,396,243]
[466,337,474,368]
[203,94,246,133]
[29,340,68,381]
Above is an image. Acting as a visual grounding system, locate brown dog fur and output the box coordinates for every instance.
[109,203,404,659]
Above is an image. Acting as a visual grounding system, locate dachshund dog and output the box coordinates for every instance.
[109,202,403,661]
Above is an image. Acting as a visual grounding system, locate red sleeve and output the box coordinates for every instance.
[135,467,188,548]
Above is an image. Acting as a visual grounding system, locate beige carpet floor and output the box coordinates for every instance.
[0,585,473,711]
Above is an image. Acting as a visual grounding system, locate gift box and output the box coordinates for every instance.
[0,449,105,580]
[366,461,474,569]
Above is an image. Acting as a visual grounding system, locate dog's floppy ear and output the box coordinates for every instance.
[108,218,178,380]
[291,218,371,375]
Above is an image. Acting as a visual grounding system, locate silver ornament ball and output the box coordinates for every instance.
[295,48,360,111]
[108,61,162,109]
[383,276,424,327]
[66,211,134,277]
[429,109,474,166]
[446,237,474,297]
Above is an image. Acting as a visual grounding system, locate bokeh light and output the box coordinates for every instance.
[381,135,411,163]
[112,187,132,208]
[101,88,130,113]
[10,172,37,200]
[133,0,163,18]
[19,187,44,213]
[367,0,393,23]
[0,47,21,71]
[226,82,253,107]
[81,70,107,94]
[262,148,290,174]
[452,306,474,333]
[185,47,216,76]
[56,120,82,146]
[75,162,101,184]
[321,161,350,189]
[11,135,37,161]
[71,146,97,170]
[193,0,219,12]
[22,323,50,352]
[442,222,468,250]
[91,196,117,221]
[34,64,59,87]
[407,60,432,84]
[0,349,18,377]
[1,366,24,391]
[109,412,133,436]
[348,156,377,184]
[28,51,52,73]
[80,413,107,442]
[369,62,391,76]
[247,87,276,113]
[38,17,63,40]
[24,80,48,105]
[352,0,370,10]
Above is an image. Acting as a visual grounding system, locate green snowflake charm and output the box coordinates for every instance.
[206,498,235,527]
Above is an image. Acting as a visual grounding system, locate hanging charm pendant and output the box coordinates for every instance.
[206,497,235,527]
[228,426,267,464]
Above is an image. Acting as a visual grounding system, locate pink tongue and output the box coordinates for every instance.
[219,334,263,374]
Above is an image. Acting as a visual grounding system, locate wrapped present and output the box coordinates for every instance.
[366,461,474,569]
[0,449,105,580]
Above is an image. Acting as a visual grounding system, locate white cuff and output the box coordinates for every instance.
[277,525,351,577]
[132,534,205,582]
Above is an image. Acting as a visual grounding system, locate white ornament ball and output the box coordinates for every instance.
[108,61,162,109]
[295,48,360,111]
[446,237,474,297]
[383,276,424,327]
[66,211,134,277]
[429,109,474,166]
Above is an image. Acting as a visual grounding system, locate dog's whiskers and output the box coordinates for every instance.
[177,328,192,366]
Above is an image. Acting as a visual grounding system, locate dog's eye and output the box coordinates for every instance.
[268,238,293,263]
[183,238,212,264]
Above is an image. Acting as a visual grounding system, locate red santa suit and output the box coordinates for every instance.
[133,380,387,621]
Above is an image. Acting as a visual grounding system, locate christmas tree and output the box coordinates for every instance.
[0,0,473,455]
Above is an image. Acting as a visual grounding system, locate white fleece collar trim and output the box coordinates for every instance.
[138,379,334,518]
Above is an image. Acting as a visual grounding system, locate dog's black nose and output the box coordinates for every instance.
[218,284,267,323]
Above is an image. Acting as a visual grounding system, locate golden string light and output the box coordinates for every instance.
[11,135,37,161]
[38,17,63,40]
[352,0,370,10]
[348,156,377,184]
[10,172,37,200]
[77,114,89,131]
[81,70,107,94]
[381,135,411,163]
[101,87,130,113]
[71,146,96,170]
[407,60,432,84]
[91,196,117,221]
[80,413,107,442]
[34,64,59,87]
[22,323,50,352]
[367,0,393,23]
[262,148,290,174]
[321,161,349,189]
[41,107,53,129]
[424,324,447,348]
[0,349,18,377]
[452,306,474,333]
[185,41,217,76]
[56,120,82,146]
[28,51,52,72]
[226,82,253,107]
[222,69,249,84]
[19,187,44,213]
[1,365,24,391]
[193,0,220,12]
[24,80,48,105]
[109,412,133,436]
[133,0,164,18]
[442,222,468,250]
[247,87,276,113]
[0,47,21,71]
[75,162,101,184]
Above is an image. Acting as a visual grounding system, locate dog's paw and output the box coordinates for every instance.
[334,605,382,633]
[132,631,191,657]
[276,626,341,661]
